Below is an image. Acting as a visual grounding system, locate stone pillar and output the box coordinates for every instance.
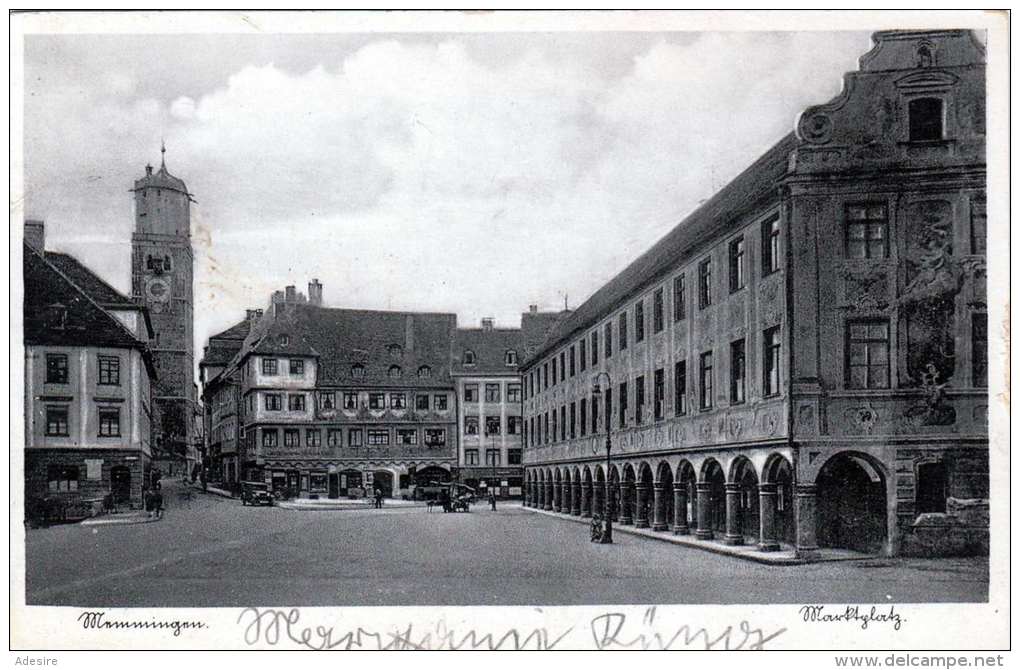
[795,484,820,559]
[561,480,571,514]
[581,481,592,517]
[651,482,668,531]
[672,482,689,534]
[553,480,562,512]
[544,481,553,510]
[611,482,621,522]
[723,483,744,545]
[619,482,632,524]
[635,483,651,528]
[758,483,780,552]
[593,481,604,518]
[695,482,713,540]
[571,481,582,515]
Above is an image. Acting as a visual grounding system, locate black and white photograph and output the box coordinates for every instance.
[9,9,1009,655]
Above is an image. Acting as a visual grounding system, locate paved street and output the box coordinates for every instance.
[25,481,987,607]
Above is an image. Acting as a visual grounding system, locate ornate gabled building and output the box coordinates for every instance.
[521,30,987,558]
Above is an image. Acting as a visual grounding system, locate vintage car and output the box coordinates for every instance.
[240,481,274,506]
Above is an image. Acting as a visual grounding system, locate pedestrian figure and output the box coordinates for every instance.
[488,490,497,511]
[374,487,384,509]
[590,513,603,542]
[440,488,451,513]
[144,488,154,518]
[153,482,164,519]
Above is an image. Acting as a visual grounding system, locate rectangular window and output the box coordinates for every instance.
[654,368,665,420]
[319,391,336,410]
[916,462,948,514]
[543,412,549,443]
[507,448,523,465]
[396,428,417,445]
[425,429,446,447]
[288,394,306,411]
[569,346,576,376]
[593,392,602,434]
[485,383,501,403]
[673,274,686,321]
[908,97,944,142]
[306,429,321,447]
[845,204,888,259]
[416,394,430,410]
[365,393,383,410]
[619,381,628,429]
[327,429,342,447]
[390,393,406,409]
[700,351,714,410]
[605,323,613,358]
[289,359,304,375]
[846,320,891,389]
[730,339,746,404]
[543,363,549,389]
[560,352,566,382]
[261,358,278,375]
[507,384,521,403]
[98,356,120,385]
[674,360,688,416]
[262,429,278,448]
[635,375,645,425]
[970,196,986,255]
[284,429,300,447]
[464,384,479,403]
[762,215,781,275]
[591,331,599,366]
[434,394,449,411]
[579,398,587,437]
[698,259,712,309]
[551,357,557,386]
[45,406,69,436]
[465,449,479,465]
[47,465,79,492]
[349,429,363,447]
[560,406,567,441]
[580,339,587,372]
[729,237,746,292]
[653,288,664,333]
[485,416,502,436]
[570,402,576,439]
[465,416,479,435]
[485,449,501,467]
[342,392,357,409]
[972,313,987,388]
[46,354,68,384]
[619,312,628,350]
[635,301,645,342]
[507,416,522,435]
[367,430,390,446]
[264,393,282,411]
[763,326,782,397]
[551,408,558,442]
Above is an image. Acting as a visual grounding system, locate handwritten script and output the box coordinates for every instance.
[237,607,786,650]
[79,611,208,637]
[800,605,904,631]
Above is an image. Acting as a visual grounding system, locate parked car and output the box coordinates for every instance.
[240,481,274,506]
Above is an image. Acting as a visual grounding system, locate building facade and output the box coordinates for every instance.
[130,150,199,473]
[24,224,157,517]
[521,30,987,558]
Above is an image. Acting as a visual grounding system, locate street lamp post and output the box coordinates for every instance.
[592,372,613,544]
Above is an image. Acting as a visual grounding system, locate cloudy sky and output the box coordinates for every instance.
[19,22,874,361]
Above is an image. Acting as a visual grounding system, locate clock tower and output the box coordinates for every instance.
[131,146,196,468]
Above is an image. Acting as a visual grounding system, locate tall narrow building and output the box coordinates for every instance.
[130,147,197,470]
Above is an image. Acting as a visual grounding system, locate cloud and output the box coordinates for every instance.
[170,96,196,119]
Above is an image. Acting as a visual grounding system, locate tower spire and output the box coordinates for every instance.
[160,139,166,169]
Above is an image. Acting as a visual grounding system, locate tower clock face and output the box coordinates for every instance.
[145,276,171,312]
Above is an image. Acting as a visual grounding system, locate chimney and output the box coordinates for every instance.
[308,279,323,306]
[285,285,297,303]
[405,315,415,352]
[529,305,538,314]
[245,309,264,322]
[24,219,45,252]
[481,318,494,331]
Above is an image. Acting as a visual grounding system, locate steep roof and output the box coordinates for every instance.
[24,244,157,379]
[452,328,525,376]
[133,164,189,196]
[233,304,458,388]
[526,132,798,365]
[209,319,254,342]
[43,251,135,308]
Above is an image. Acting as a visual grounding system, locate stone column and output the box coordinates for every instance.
[635,483,651,528]
[758,483,780,552]
[561,480,571,514]
[723,483,744,545]
[553,480,562,512]
[593,481,604,518]
[651,482,668,531]
[672,482,689,534]
[571,481,582,515]
[695,482,713,540]
[611,482,622,522]
[795,483,820,559]
[581,481,592,517]
[544,481,553,510]
[620,482,633,524]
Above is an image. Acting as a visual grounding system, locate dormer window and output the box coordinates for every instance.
[388,344,403,359]
[463,350,476,366]
[278,334,290,346]
[417,365,431,378]
[388,365,402,378]
[351,364,365,378]
[505,350,518,366]
[909,97,943,142]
